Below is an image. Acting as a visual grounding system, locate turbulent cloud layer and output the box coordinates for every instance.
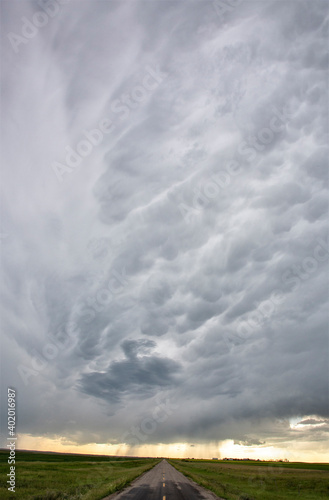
[1,0,328,459]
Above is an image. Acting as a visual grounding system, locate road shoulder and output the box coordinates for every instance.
[100,460,162,500]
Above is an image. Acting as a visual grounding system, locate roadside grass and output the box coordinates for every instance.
[169,459,329,500]
[0,450,159,500]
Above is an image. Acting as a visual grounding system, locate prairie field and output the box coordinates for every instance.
[169,458,329,500]
[0,450,159,500]
[1,450,328,500]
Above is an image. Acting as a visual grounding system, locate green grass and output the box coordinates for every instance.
[169,459,329,500]
[0,450,159,500]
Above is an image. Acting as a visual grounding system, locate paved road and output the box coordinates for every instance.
[105,459,223,500]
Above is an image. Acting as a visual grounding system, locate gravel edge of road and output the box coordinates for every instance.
[100,459,162,500]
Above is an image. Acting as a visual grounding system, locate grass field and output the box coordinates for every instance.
[0,450,159,500]
[169,458,329,500]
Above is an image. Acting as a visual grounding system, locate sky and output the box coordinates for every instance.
[0,0,328,462]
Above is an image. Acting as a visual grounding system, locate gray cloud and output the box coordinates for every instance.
[79,339,181,404]
[0,0,328,456]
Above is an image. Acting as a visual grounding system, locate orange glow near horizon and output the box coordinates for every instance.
[14,434,329,463]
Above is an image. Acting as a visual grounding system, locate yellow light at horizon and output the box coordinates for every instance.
[220,439,282,461]
[14,434,329,463]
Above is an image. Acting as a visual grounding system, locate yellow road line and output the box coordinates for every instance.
[163,482,165,487]
[163,496,166,500]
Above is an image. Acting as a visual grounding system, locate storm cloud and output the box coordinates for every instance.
[0,0,328,459]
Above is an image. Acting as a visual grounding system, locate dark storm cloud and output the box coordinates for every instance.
[0,0,328,453]
[79,339,181,403]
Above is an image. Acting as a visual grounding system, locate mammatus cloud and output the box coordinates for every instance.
[0,0,328,461]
